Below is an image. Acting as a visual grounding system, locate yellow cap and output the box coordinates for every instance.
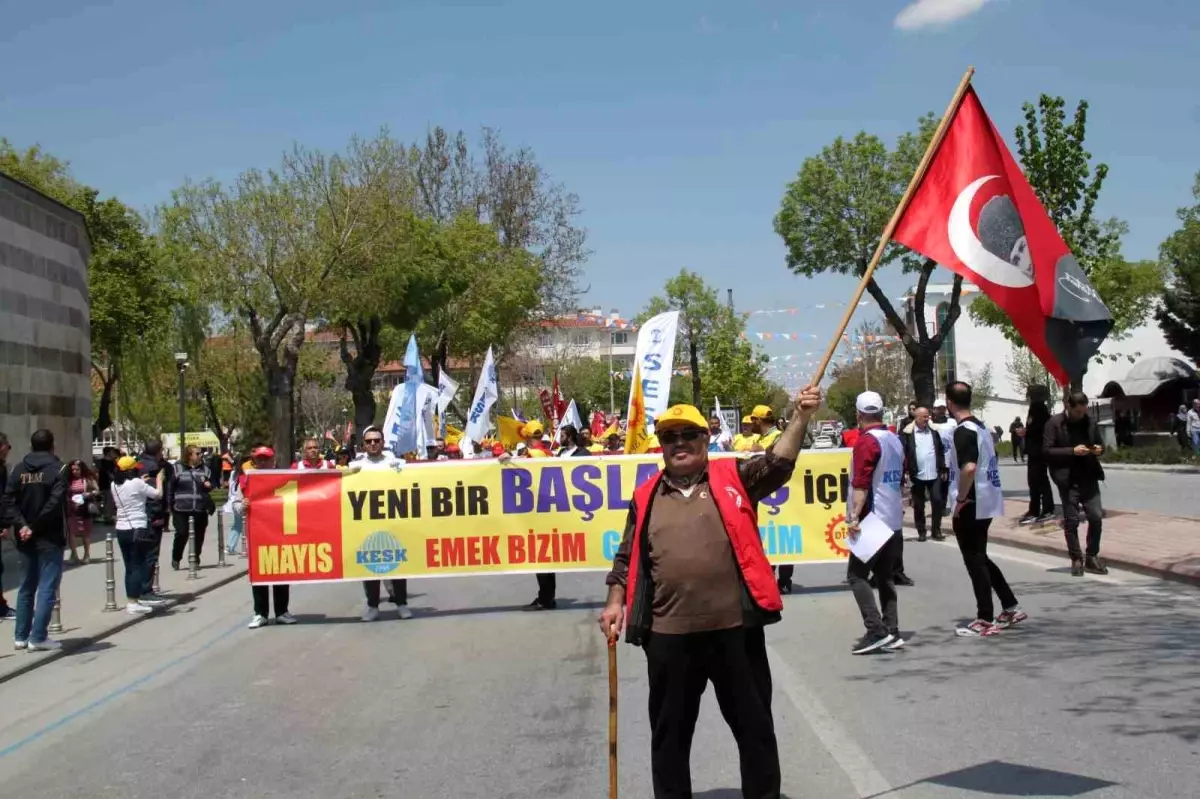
[751,404,774,420]
[522,420,544,437]
[741,415,752,424]
[116,455,139,472]
[654,404,708,431]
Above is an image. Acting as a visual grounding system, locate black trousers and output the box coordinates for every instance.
[847,530,901,637]
[171,512,209,563]
[1026,459,1055,517]
[775,565,794,586]
[645,626,779,799]
[535,573,556,605]
[252,585,290,617]
[952,509,1017,622]
[1060,481,1103,558]
[911,478,943,537]
[364,579,407,607]
[1012,439,1024,461]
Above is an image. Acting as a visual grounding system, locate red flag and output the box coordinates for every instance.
[552,374,567,421]
[590,410,607,437]
[343,420,355,446]
[538,388,556,429]
[892,87,1112,386]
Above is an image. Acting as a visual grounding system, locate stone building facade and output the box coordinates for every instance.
[0,173,92,462]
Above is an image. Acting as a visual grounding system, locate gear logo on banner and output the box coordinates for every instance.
[825,513,850,558]
[356,531,409,575]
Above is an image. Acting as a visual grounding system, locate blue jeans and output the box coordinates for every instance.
[227,513,243,553]
[15,541,64,644]
[1192,431,1200,454]
[115,528,150,601]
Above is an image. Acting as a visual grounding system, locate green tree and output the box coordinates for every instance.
[162,133,398,458]
[773,114,961,407]
[700,306,773,411]
[1156,171,1200,363]
[639,269,724,404]
[969,95,1163,389]
[823,319,911,425]
[1007,344,1059,406]
[0,139,173,438]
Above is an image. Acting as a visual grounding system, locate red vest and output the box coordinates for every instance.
[624,458,782,628]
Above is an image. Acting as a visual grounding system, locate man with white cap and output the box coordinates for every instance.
[845,390,907,654]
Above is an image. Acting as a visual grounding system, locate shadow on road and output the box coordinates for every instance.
[863,759,1118,796]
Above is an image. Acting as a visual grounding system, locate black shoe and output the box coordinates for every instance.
[1084,555,1109,575]
[1070,558,1085,577]
[523,598,556,611]
[852,631,894,655]
[868,575,877,588]
[894,574,916,587]
[171,560,180,571]
[917,532,927,542]
[778,580,793,595]
[931,531,946,541]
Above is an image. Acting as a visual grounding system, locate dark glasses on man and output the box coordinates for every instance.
[364,437,383,444]
[658,428,706,446]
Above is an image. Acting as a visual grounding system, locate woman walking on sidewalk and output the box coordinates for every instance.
[111,456,169,615]
[170,446,214,570]
[66,460,100,564]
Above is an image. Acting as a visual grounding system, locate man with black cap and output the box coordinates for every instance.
[600,385,822,799]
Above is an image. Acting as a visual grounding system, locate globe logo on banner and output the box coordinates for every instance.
[356,531,408,575]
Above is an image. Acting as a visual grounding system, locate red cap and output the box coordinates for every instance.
[251,446,275,459]
[491,443,506,456]
[446,444,461,454]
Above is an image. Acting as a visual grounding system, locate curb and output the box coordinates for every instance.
[1096,463,1200,474]
[0,565,248,686]
[905,525,1200,589]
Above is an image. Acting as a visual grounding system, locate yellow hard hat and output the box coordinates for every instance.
[741,415,752,424]
[116,455,139,472]
[654,404,708,431]
[522,420,544,438]
[751,404,774,420]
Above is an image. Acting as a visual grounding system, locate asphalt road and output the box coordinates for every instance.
[997,462,1200,518]
[0,540,1197,798]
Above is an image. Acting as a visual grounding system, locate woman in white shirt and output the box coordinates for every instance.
[111,456,168,615]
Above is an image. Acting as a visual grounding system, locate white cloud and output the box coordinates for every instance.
[894,0,990,31]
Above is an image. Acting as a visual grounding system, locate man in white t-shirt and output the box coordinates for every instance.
[348,427,411,621]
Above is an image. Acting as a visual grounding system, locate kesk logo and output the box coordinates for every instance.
[356,531,409,575]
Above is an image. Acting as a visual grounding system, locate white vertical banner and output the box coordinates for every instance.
[436,370,460,438]
[628,310,679,427]
[464,346,499,446]
[559,399,583,435]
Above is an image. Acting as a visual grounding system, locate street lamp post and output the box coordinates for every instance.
[175,353,199,581]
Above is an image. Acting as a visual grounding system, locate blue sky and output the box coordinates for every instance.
[2,0,1197,385]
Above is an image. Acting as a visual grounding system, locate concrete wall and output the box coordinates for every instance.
[0,173,92,463]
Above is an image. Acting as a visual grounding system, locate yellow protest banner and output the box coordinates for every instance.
[245,451,852,584]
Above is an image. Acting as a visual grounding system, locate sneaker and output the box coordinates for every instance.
[1070,558,1085,577]
[27,639,63,651]
[1017,514,1037,526]
[994,607,1028,629]
[126,602,153,615]
[894,574,916,587]
[1035,512,1058,524]
[362,606,380,622]
[138,595,168,607]
[0,607,16,621]
[852,632,894,655]
[883,631,906,651]
[1084,555,1109,575]
[955,619,1000,637]
[247,614,268,629]
[275,612,298,625]
[14,640,27,650]
[397,605,413,620]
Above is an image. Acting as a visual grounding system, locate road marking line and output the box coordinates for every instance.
[767,644,892,797]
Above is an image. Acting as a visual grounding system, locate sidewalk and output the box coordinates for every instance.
[942,500,1200,586]
[0,515,248,684]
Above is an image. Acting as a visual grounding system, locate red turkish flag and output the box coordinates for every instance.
[892,87,1112,386]
[552,373,567,421]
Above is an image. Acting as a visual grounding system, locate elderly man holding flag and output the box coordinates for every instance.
[601,384,822,799]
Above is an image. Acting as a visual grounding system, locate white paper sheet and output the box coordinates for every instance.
[846,512,896,562]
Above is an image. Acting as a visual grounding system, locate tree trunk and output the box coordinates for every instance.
[689,339,701,405]
[91,361,119,441]
[340,318,384,433]
[266,364,295,462]
[909,349,937,408]
[201,381,230,455]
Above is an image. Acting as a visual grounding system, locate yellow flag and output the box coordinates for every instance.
[497,416,526,448]
[445,424,464,446]
[625,364,650,454]
[600,421,619,439]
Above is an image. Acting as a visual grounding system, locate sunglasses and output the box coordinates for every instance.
[364,437,384,444]
[658,428,706,446]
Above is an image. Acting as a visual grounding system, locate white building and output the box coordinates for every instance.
[906,282,1192,426]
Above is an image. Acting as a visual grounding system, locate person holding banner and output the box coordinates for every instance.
[600,386,821,799]
[348,426,412,621]
[524,424,592,612]
[243,447,297,629]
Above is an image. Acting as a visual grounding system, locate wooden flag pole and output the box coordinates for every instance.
[810,66,976,386]
[607,638,619,799]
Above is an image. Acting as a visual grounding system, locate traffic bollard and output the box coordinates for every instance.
[103,529,118,611]
[216,512,229,568]
[49,587,62,633]
[152,540,161,595]
[187,515,199,580]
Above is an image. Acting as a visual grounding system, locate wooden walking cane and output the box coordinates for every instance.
[607,635,619,799]
[810,66,977,386]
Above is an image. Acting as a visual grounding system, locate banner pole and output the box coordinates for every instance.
[810,66,975,386]
[608,637,619,799]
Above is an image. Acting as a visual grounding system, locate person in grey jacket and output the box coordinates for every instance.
[1043,392,1106,576]
[170,445,214,570]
